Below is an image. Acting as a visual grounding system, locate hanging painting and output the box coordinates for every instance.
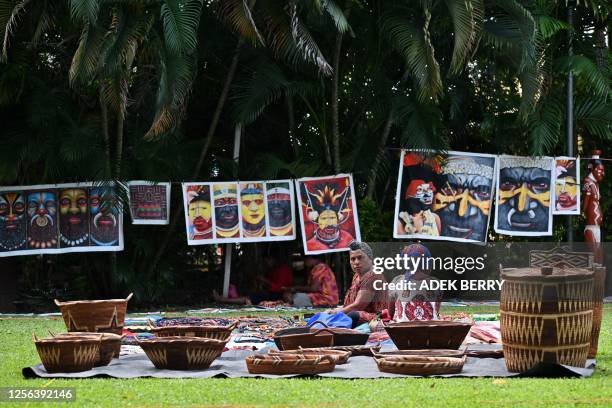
[0,183,124,257]
[552,157,580,215]
[394,150,497,244]
[494,155,554,236]
[265,180,296,240]
[296,174,361,255]
[128,181,171,225]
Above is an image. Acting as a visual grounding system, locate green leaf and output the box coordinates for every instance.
[160,0,203,54]
[69,0,99,23]
[445,0,483,75]
[215,0,264,46]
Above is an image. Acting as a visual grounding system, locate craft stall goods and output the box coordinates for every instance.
[33,334,100,373]
[277,329,334,350]
[374,355,467,376]
[148,321,238,341]
[589,265,606,358]
[268,348,352,364]
[55,293,133,335]
[500,266,594,372]
[245,354,336,375]
[383,320,473,350]
[138,337,228,370]
[273,321,369,350]
[303,345,381,357]
[49,332,122,366]
[373,349,466,359]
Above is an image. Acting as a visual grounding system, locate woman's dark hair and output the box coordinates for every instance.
[405,197,425,216]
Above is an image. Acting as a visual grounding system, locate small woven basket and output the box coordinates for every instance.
[55,293,132,335]
[149,322,236,341]
[374,355,466,376]
[139,337,227,370]
[33,333,100,373]
[245,354,336,375]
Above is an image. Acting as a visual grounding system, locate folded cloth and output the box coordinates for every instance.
[306,312,352,328]
[468,321,501,344]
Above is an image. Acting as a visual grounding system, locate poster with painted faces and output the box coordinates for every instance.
[128,181,171,225]
[553,157,580,215]
[394,150,497,244]
[494,156,554,236]
[296,174,361,255]
[182,180,296,245]
[0,183,123,257]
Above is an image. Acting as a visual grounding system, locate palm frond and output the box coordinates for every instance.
[69,0,99,23]
[287,1,332,75]
[445,0,484,75]
[319,0,352,35]
[534,14,569,39]
[555,55,610,98]
[69,22,106,85]
[215,0,264,46]
[160,0,203,54]
[1,0,30,61]
[527,96,563,155]
[575,98,612,139]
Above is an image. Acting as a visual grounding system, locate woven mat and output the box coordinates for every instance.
[23,344,595,379]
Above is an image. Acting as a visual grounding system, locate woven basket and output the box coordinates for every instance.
[245,354,336,375]
[277,329,334,350]
[589,266,606,358]
[268,348,351,364]
[138,337,226,370]
[304,345,381,357]
[373,349,465,359]
[55,293,132,335]
[33,334,100,373]
[383,321,473,350]
[374,355,466,376]
[149,322,236,341]
[50,331,122,366]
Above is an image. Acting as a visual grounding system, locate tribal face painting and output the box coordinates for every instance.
[186,185,213,241]
[495,156,553,236]
[0,192,27,252]
[213,184,240,238]
[59,188,89,247]
[129,183,169,224]
[553,158,580,215]
[89,187,120,246]
[26,190,58,249]
[240,183,266,238]
[266,182,293,237]
[394,150,496,244]
[297,175,361,254]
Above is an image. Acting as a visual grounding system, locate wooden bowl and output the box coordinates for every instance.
[305,345,381,356]
[149,322,236,341]
[33,334,100,373]
[384,321,473,350]
[54,293,132,335]
[245,354,336,375]
[374,355,466,375]
[50,332,122,366]
[268,348,351,364]
[373,349,465,359]
[138,337,227,370]
[277,329,334,350]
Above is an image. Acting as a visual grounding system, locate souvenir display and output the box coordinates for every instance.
[128,181,171,225]
[553,157,580,214]
[139,337,227,370]
[383,320,473,350]
[55,293,133,336]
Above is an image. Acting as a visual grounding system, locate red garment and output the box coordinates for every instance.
[343,270,388,324]
[306,230,354,251]
[307,263,339,307]
[268,264,293,293]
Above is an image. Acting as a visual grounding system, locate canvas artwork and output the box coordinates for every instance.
[394,150,497,244]
[553,157,580,215]
[296,174,361,255]
[265,181,296,239]
[213,183,241,239]
[240,182,266,238]
[494,155,554,236]
[0,183,123,257]
[128,182,171,225]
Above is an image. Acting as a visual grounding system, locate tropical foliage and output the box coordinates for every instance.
[0,0,609,306]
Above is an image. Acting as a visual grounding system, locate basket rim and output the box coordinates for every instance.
[385,320,473,328]
[138,336,227,346]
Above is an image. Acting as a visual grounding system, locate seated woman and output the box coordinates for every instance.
[389,243,442,322]
[283,255,339,308]
[328,241,388,328]
[213,254,293,305]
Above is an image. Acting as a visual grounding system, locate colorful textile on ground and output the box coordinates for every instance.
[394,150,497,244]
[296,174,361,255]
[494,155,554,236]
[182,180,296,245]
[0,183,123,257]
[307,263,339,307]
[128,181,170,224]
[553,157,580,215]
[344,271,388,324]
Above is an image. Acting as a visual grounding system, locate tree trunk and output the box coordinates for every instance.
[594,19,608,71]
[145,38,245,279]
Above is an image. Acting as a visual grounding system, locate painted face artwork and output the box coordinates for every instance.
[0,192,27,252]
[434,158,494,242]
[395,151,496,244]
[554,158,579,214]
[129,184,169,223]
[495,156,553,235]
[26,190,58,249]
[58,188,89,247]
[187,185,213,240]
[266,183,293,237]
[89,187,120,246]
[240,183,266,238]
[297,175,361,254]
[213,184,239,238]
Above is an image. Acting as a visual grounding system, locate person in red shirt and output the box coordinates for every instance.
[213,254,293,305]
[283,255,339,307]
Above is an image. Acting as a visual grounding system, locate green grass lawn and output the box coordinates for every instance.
[0,305,610,407]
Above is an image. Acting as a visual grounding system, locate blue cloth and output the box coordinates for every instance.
[306,312,352,329]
